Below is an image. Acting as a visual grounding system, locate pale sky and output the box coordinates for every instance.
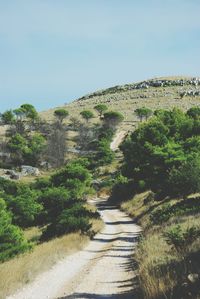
[0,0,200,112]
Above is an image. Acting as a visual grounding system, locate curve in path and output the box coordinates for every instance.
[7,198,141,299]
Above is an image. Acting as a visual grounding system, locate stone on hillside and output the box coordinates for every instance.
[188,273,199,284]
[21,165,40,176]
[10,171,21,180]
[40,161,52,170]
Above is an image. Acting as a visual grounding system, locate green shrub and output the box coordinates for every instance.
[32,177,52,190]
[0,178,17,195]
[163,225,200,253]
[6,186,42,227]
[38,187,72,222]
[0,199,31,262]
[138,180,146,192]
[150,203,172,224]
[41,203,92,240]
[168,156,200,197]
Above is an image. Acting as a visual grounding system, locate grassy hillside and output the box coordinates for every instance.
[41,76,200,131]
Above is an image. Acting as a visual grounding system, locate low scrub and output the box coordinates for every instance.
[121,193,200,299]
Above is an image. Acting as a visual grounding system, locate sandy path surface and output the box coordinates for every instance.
[110,131,127,151]
[7,198,141,299]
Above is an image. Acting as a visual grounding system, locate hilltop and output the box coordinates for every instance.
[41,76,200,130]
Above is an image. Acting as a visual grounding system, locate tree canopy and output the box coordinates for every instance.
[94,104,108,117]
[135,107,152,122]
[121,108,200,197]
[80,110,94,122]
[54,109,69,123]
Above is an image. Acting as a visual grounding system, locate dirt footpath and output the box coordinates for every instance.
[110,131,127,151]
[7,198,141,299]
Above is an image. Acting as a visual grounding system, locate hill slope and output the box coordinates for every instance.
[41,76,200,130]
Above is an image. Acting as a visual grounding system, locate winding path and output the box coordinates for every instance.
[7,198,141,299]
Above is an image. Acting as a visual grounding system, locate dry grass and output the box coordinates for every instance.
[0,204,104,299]
[0,233,88,299]
[122,193,200,299]
[135,214,200,299]
[121,191,158,227]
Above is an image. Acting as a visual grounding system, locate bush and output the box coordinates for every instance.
[94,138,115,166]
[163,225,200,253]
[38,187,72,222]
[51,160,92,199]
[0,178,17,195]
[168,155,200,197]
[41,203,92,240]
[32,177,52,190]
[138,180,146,192]
[150,203,172,224]
[6,186,43,227]
[0,199,31,262]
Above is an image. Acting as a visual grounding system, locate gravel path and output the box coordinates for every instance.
[110,131,127,151]
[7,198,141,299]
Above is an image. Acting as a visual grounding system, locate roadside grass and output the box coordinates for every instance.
[0,232,88,299]
[121,192,200,299]
[0,206,103,299]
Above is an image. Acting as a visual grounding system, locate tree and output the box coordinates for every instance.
[77,123,95,150]
[0,198,30,261]
[38,187,72,222]
[13,108,25,121]
[42,203,92,240]
[54,109,69,123]
[80,110,94,123]
[135,107,152,122]
[94,138,114,166]
[51,160,92,199]
[103,111,124,129]
[46,122,67,167]
[25,133,46,165]
[7,133,28,165]
[187,107,200,119]
[70,116,81,131]
[94,104,108,118]
[6,186,43,227]
[7,133,46,166]
[0,110,14,125]
[168,155,200,197]
[20,104,38,121]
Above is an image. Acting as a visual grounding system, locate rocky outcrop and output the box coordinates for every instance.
[180,89,200,97]
[21,165,40,176]
[76,77,200,102]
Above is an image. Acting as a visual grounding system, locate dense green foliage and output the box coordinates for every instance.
[121,108,200,197]
[0,158,97,260]
[7,133,46,166]
[0,110,14,124]
[0,198,31,262]
[163,224,200,253]
[0,101,124,262]
[80,110,94,122]
[103,111,124,128]
[54,109,69,123]
[135,107,152,122]
[94,104,108,117]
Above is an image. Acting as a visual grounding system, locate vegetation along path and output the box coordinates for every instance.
[7,198,141,299]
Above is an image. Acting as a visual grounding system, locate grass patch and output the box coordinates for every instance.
[0,233,88,299]
[121,193,200,299]
[0,204,103,299]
